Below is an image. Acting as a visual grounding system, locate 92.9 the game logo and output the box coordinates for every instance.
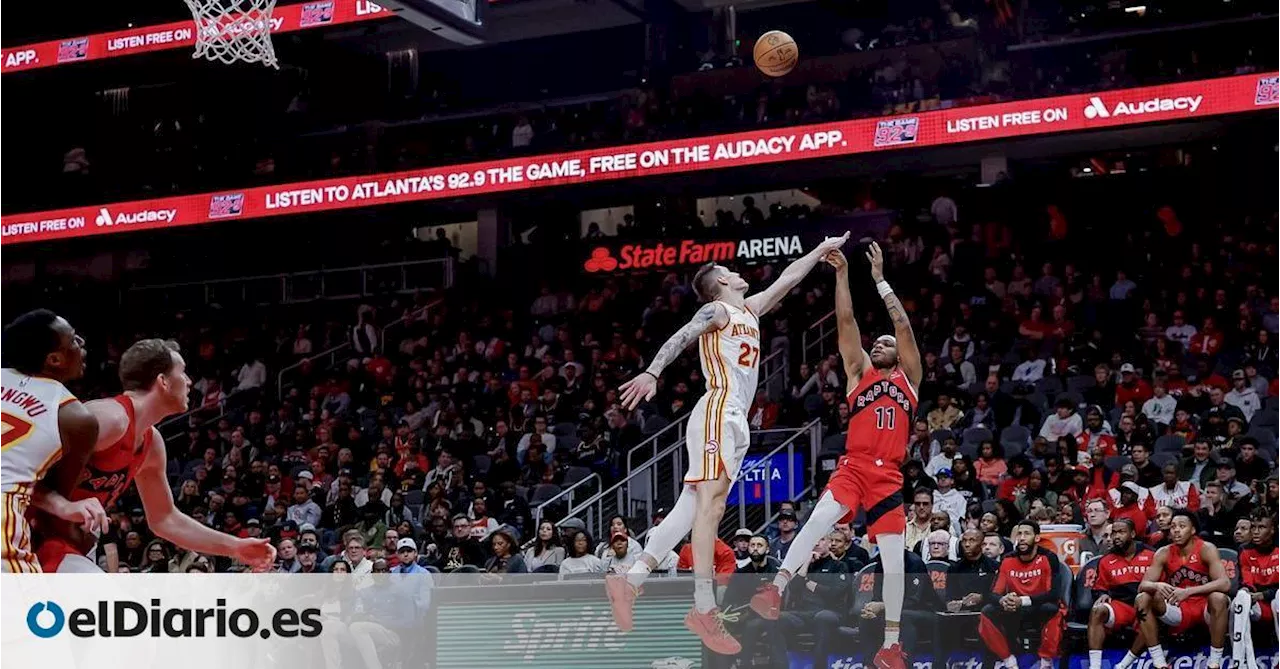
[873,117,919,147]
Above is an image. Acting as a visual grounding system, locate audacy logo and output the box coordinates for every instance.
[95,207,179,227]
[1083,94,1203,119]
[27,601,66,638]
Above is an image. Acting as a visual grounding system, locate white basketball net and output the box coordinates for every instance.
[183,0,279,68]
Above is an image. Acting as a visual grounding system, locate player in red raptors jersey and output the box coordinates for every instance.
[979,520,1067,669]
[1087,518,1156,669]
[35,339,275,572]
[1237,513,1277,624]
[1135,510,1231,669]
[750,243,921,669]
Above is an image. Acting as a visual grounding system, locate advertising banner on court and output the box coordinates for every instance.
[2,73,1275,245]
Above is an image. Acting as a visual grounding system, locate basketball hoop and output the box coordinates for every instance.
[183,0,279,68]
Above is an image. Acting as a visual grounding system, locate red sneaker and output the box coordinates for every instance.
[749,584,782,620]
[684,607,743,655]
[605,574,639,632]
[873,643,907,669]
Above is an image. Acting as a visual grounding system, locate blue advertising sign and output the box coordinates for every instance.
[728,452,805,505]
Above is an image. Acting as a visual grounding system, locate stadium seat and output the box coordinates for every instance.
[962,427,993,448]
[1035,377,1064,399]
[563,466,592,487]
[931,429,955,446]
[850,562,879,613]
[1151,451,1178,470]
[1000,425,1031,453]
[529,483,562,506]
[1066,375,1097,396]
[1058,391,1084,410]
[821,432,847,454]
[404,489,425,507]
[925,560,949,600]
[1218,548,1240,593]
[553,422,578,440]
[472,454,492,476]
[1154,434,1185,453]
[1104,455,1130,472]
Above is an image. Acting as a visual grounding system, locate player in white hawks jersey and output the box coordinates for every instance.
[607,232,850,654]
[1,310,106,572]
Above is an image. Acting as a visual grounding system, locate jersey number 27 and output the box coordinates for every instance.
[737,343,760,367]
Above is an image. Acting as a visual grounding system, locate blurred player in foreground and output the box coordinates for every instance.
[2,309,104,572]
[607,232,850,654]
[749,242,921,669]
[35,338,275,572]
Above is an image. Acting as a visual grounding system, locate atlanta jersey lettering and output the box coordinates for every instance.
[1094,545,1157,603]
[1163,538,1212,588]
[698,302,760,411]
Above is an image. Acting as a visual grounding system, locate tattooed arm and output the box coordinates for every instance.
[866,241,922,389]
[618,302,730,410]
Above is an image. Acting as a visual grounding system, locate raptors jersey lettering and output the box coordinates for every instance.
[684,302,759,483]
[1095,545,1156,603]
[1163,538,1212,588]
[844,368,916,463]
[0,369,77,572]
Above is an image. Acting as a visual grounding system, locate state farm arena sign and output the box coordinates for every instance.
[1,73,1275,245]
[582,236,803,273]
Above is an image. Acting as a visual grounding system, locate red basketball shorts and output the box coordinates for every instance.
[1160,596,1209,634]
[1103,600,1137,629]
[825,454,905,538]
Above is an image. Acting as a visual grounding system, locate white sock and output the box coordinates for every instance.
[630,485,698,588]
[1088,650,1103,669]
[775,491,849,592]
[1115,651,1139,669]
[1039,659,1053,669]
[625,559,652,588]
[1003,655,1017,669]
[876,531,906,638]
[693,577,716,613]
[1148,645,1167,668]
[1208,646,1223,666]
[883,622,899,647]
[770,570,791,591]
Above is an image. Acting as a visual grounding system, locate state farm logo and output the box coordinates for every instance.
[94,208,178,227]
[208,193,245,219]
[583,248,619,272]
[1083,94,1203,119]
[57,38,89,63]
[299,1,335,27]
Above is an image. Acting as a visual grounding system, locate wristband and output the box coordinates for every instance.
[1019,596,1032,608]
[641,370,659,381]
[876,281,894,298]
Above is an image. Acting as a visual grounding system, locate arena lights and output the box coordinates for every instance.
[1,72,1276,245]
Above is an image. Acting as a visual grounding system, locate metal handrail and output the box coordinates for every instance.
[801,309,838,366]
[624,414,692,476]
[730,419,822,532]
[275,298,443,400]
[554,439,689,538]
[531,472,602,528]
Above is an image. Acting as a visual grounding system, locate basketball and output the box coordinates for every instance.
[753,30,798,77]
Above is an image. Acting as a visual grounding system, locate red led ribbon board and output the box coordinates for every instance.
[0,0,394,73]
[2,72,1276,245]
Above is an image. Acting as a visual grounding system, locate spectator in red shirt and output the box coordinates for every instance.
[1115,363,1153,408]
[1110,482,1150,541]
[997,456,1033,502]
[749,389,779,430]
[678,537,737,586]
[1188,317,1224,357]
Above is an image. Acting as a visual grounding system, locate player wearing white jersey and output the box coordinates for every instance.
[607,232,850,654]
[0,310,106,572]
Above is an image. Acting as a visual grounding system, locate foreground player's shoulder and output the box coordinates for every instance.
[83,397,130,444]
[57,399,99,444]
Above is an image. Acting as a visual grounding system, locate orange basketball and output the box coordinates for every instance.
[753,30,798,77]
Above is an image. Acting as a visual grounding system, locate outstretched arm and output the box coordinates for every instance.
[825,250,870,393]
[135,427,276,570]
[745,233,850,316]
[866,242,922,388]
[618,302,730,410]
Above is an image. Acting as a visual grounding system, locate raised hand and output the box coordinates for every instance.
[824,249,848,272]
[866,241,885,282]
[816,232,851,256]
[619,372,659,410]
